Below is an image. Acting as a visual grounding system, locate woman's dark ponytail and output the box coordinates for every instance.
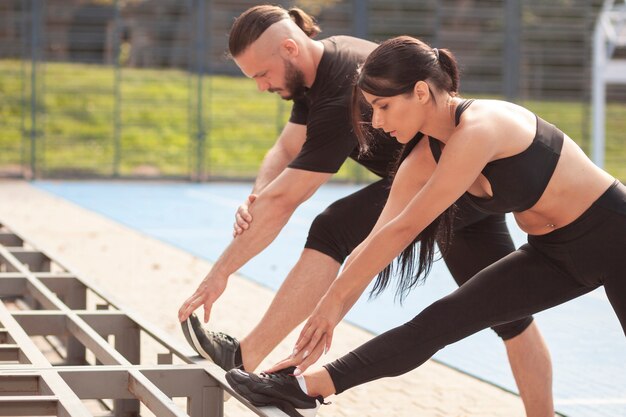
[436,48,460,94]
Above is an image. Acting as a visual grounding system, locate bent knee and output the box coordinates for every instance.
[305,211,350,264]
[491,316,534,340]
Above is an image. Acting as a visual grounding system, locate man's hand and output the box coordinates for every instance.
[233,194,257,237]
[178,273,228,323]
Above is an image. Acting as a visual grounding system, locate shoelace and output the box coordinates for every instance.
[210,331,237,344]
[259,371,293,381]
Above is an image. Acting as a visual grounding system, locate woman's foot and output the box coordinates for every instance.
[226,367,326,417]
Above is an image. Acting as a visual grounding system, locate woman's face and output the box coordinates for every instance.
[361,90,422,143]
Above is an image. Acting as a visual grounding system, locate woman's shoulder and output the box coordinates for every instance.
[451,99,539,160]
[456,99,535,137]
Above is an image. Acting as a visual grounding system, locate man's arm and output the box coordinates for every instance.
[234,122,306,235]
[279,130,496,373]
[251,122,307,193]
[178,124,332,322]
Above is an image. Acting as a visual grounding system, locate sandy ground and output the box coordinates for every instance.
[0,180,527,416]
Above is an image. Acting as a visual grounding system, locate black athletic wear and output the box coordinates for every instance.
[288,36,404,177]
[306,179,391,264]
[429,99,565,213]
[323,157,626,393]
[290,36,533,341]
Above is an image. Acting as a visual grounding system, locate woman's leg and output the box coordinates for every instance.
[588,182,626,335]
[443,211,534,338]
[442,211,552,416]
[321,244,595,395]
[604,278,626,336]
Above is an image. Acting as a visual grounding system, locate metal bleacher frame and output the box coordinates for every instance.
[0,220,286,417]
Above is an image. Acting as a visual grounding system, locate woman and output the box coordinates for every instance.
[225,36,626,417]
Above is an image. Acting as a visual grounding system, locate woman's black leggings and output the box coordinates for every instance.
[325,181,626,394]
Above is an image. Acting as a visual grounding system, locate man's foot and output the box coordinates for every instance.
[226,368,325,417]
[181,313,242,370]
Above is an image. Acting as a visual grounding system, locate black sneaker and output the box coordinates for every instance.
[225,367,326,417]
[181,313,242,371]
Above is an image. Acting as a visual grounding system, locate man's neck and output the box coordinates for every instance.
[303,39,325,88]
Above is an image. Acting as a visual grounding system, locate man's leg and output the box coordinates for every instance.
[443,206,554,417]
[504,322,554,417]
[182,179,385,371]
[240,248,340,371]
[240,180,391,371]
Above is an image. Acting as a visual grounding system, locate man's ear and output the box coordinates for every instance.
[413,80,430,104]
[280,38,299,59]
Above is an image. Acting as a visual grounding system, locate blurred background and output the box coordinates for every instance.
[2,4,626,415]
[1,0,625,182]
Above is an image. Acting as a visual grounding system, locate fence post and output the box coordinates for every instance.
[503,0,521,102]
[353,0,368,39]
[186,0,194,180]
[205,0,212,181]
[434,1,442,47]
[113,0,122,177]
[29,0,42,179]
[21,1,28,177]
[350,0,368,183]
[591,9,606,168]
[194,0,207,181]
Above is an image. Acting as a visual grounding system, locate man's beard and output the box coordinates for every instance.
[272,59,307,101]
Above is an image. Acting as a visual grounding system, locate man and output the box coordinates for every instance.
[178,5,554,416]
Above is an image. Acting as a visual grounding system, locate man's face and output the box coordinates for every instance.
[235,43,306,100]
[280,59,307,100]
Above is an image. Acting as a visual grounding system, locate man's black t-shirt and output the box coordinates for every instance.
[287,36,409,178]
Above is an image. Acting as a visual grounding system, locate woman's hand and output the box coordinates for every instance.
[266,289,345,375]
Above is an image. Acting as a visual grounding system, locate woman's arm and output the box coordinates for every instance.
[284,127,498,374]
[344,139,434,271]
[334,128,496,303]
[264,139,432,372]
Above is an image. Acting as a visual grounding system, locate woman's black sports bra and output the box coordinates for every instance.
[428,99,564,214]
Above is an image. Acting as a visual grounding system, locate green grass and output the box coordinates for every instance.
[1,59,625,181]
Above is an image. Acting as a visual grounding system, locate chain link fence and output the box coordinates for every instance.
[1,0,624,181]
